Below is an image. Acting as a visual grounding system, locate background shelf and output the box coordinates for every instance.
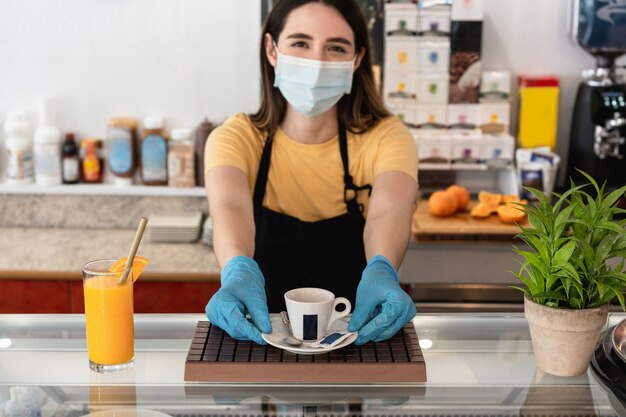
[0,184,207,197]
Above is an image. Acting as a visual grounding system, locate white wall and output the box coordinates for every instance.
[0,0,262,136]
[0,0,624,183]
[482,0,625,184]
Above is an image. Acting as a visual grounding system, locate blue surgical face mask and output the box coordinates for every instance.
[273,43,356,117]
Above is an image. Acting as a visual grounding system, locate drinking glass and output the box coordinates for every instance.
[83,259,135,373]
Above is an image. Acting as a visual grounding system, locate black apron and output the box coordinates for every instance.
[253,119,370,312]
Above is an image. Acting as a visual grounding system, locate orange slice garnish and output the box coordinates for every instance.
[108,256,149,282]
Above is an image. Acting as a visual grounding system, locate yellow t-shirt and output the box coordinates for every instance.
[205,113,417,222]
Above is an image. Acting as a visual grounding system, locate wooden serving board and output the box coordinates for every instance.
[184,322,426,383]
[413,199,527,237]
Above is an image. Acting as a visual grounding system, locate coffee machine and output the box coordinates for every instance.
[567,0,626,195]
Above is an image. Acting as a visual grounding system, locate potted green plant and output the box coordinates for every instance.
[512,171,626,377]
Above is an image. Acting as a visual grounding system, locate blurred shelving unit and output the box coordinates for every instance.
[417,164,518,196]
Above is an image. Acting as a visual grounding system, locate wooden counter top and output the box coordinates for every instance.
[412,199,525,242]
[0,227,220,281]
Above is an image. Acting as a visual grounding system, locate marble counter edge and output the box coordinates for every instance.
[0,227,221,280]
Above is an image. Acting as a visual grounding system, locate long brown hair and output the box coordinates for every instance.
[249,0,391,135]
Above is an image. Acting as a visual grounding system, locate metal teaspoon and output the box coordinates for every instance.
[280,311,303,346]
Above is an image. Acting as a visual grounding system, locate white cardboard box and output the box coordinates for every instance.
[478,102,511,135]
[385,37,419,73]
[385,3,419,36]
[481,134,515,166]
[451,0,484,21]
[416,103,448,128]
[413,129,452,163]
[446,104,480,128]
[418,8,451,36]
[480,71,512,102]
[450,130,482,163]
[416,74,449,104]
[417,39,450,73]
[386,102,418,126]
[384,71,418,103]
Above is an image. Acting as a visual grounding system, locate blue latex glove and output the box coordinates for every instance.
[205,256,272,345]
[348,254,416,345]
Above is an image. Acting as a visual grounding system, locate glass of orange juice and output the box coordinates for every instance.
[83,259,135,373]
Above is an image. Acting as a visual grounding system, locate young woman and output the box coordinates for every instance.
[204,0,418,345]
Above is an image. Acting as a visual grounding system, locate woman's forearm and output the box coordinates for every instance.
[364,206,413,269]
[211,203,256,268]
[363,172,417,269]
[206,166,256,269]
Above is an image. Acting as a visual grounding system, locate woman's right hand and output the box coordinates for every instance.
[205,256,272,344]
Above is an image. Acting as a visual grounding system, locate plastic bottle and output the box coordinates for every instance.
[61,132,80,184]
[194,118,215,187]
[168,128,195,188]
[33,97,62,185]
[140,117,168,185]
[81,139,103,183]
[12,388,40,417]
[3,111,34,185]
[107,117,138,186]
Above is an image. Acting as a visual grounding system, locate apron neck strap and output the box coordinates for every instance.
[253,117,371,215]
[339,117,372,216]
[253,131,273,210]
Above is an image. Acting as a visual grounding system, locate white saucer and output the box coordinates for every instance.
[262,316,357,355]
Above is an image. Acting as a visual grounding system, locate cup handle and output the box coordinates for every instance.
[327,297,351,331]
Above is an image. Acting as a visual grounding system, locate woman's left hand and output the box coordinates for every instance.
[347,254,416,345]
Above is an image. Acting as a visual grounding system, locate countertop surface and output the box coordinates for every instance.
[0,313,623,416]
[0,227,220,280]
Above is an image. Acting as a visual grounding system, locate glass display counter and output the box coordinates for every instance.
[0,313,624,416]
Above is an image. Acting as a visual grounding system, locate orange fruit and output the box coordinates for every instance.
[478,191,503,205]
[478,191,503,213]
[497,204,526,224]
[502,194,521,203]
[109,255,150,282]
[470,203,492,218]
[428,190,458,217]
[446,185,471,211]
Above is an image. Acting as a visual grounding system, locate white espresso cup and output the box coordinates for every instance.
[284,287,351,341]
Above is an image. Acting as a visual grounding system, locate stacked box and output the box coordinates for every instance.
[450,129,482,164]
[384,3,419,121]
[416,103,448,128]
[480,71,512,102]
[478,102,511,135]
[383,2,451,129]
[419,6,452,36]
[451,0,484,21]
[482,134,515,168]
[383,0,513,169]
[412,129,452,164]
[447,103,479,129]
[415,4,450,127]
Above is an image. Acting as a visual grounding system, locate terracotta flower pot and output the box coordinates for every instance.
[524,296,609,377]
